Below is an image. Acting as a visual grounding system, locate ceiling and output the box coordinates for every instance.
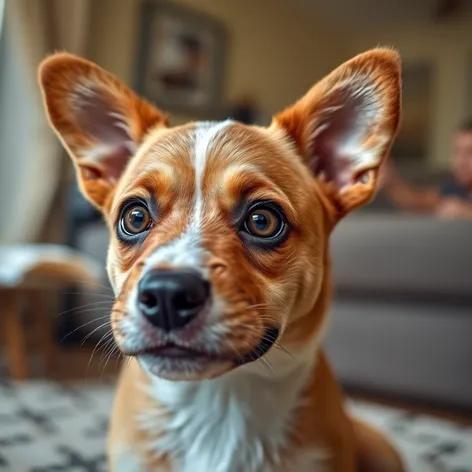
[290,0,468,32]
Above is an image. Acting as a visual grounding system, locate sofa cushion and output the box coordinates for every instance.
[325,296,472,409]
[331,214,472,298]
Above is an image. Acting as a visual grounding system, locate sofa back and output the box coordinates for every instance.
[331,214,472,299]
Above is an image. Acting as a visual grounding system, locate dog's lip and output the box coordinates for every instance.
[141,345,214,359]
[124,326,280,364]
[127,344,220,361]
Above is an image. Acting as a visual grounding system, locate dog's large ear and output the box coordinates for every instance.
[274,48,401,219]
[38,53,167,210]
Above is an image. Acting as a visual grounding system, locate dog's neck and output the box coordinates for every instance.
[140,329,323,472]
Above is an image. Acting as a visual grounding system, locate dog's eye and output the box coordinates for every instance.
[244,205,284,239]
[120,204,152,235]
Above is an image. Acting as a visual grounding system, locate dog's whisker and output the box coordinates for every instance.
[60,316,110,342]
[101,344,122,382]
[115,350,125,370]
[122,356,132,373]
[273,342,296,361]
[62,290,115,300]
[67,307,113,320]
[258,356,275,377]
[225,340,247,366]
[100,335,118,360]
[100,345,117,373]
[222,322,296,362]
[56,301,114,319]
[61,279,115,294]
[86,331,115,377]
[79,321,115,347]
[99,339,120,374]
[87,336,113,382]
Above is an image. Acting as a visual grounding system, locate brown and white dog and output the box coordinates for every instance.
[38,48,404,472]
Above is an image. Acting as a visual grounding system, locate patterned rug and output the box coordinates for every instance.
[0,379,471,472]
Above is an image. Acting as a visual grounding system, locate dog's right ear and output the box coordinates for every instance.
[38,53,167,210]
[274,48,401,221]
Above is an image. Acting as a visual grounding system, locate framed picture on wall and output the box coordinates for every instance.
[390,62,434,167]
[134,0,227,118]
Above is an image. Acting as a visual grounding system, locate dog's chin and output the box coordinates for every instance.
[138,354,234,381]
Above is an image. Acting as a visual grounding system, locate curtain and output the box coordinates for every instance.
[0,0,91,244]
[0,0,4,36]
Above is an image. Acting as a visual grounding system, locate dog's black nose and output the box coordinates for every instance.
[137,269,210,331]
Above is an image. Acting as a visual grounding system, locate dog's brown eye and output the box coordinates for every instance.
[244,207,283,238]
[121,205,151,235]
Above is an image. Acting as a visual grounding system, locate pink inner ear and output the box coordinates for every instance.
[98,145,134,182]
[74,84,133,148]
[72,84,136,182]
[307,84,378,189]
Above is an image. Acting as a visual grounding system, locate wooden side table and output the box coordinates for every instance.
[0,245,102,380]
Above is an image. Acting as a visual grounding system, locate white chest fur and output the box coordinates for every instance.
[138,350,322,472]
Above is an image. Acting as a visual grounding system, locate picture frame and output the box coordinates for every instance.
[134,0,227,118]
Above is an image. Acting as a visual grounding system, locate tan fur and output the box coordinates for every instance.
[38,49,405,472]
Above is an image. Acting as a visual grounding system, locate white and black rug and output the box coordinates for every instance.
[0,378,471,472]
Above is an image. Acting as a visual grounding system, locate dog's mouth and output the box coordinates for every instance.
[125,326,280,367]
[139,344,216,360]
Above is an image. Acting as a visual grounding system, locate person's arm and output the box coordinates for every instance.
[435,198,472,219]
[379,160,440,213]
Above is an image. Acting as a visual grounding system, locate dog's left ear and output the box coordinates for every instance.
[274,48,401,219]
[38,53,168,210]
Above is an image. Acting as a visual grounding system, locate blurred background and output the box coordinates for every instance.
[1,0,472,470]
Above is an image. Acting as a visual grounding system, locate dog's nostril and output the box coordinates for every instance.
[174,295,196,311]
[173,283,209,311]
[138,291,158,310]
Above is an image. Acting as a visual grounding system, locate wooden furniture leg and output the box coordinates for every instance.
[30,290,58,376]
[0,289,29,380]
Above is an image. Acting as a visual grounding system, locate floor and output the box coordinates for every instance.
[27,345,472,425]
[1,348,472,472]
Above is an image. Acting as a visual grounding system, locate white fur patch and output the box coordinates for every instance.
[191,120,233,232]
[143,230,205,275]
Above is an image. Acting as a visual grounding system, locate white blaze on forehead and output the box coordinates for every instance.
[143,120,233,275]
[192,120,233,229]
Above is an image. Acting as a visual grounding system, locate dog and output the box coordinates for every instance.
[38,48,404,472]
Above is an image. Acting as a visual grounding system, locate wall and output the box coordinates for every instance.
[86,0,346,124]
[342,12,472,170]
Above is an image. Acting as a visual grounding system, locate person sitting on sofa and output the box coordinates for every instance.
[380,118,472,219]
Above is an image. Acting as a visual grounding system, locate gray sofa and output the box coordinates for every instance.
[326,213,472,411]
[74,208,472,411]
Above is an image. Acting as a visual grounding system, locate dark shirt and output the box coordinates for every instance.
[440,182,471,201]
